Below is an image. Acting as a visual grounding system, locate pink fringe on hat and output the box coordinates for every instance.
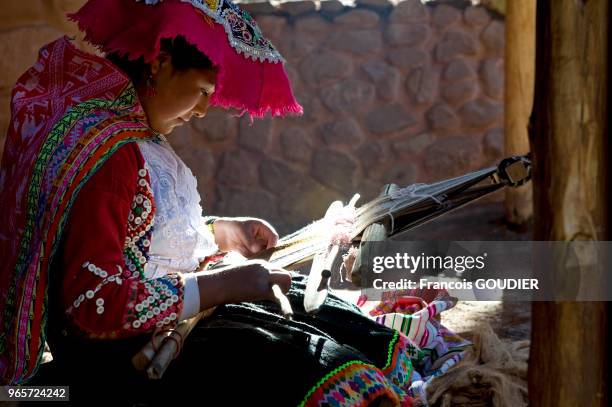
[68,0,303,118]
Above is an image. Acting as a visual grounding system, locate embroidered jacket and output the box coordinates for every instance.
[57,142,186,338]
[0,37,192,384]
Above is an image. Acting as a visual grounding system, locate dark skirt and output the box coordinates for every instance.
[32,275,415,406]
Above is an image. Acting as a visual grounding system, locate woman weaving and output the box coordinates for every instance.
[0,0,418,405]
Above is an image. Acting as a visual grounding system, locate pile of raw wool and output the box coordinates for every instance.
[426,324,529,407]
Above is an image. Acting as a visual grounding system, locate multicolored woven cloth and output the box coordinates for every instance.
[366,290,472,401]
[0,37,154,385]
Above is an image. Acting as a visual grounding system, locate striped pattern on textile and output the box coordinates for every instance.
[370,291,471,401]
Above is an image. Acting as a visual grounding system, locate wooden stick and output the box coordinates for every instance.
[271,283,293,320]
[132,307,215,379]
[147,335,179,380]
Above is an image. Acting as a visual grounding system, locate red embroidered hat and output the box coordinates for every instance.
[69,0,303,118]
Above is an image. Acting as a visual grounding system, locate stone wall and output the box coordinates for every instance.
[0,0,505,235]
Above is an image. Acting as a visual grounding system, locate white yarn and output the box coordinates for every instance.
[386,183,445,234]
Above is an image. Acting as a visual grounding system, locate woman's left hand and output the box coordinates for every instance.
[212,217,279,257]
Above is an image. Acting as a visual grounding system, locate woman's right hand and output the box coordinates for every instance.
[196,260,292,309]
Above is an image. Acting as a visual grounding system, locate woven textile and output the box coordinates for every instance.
[0,37,155,385]
[369,291,472,401]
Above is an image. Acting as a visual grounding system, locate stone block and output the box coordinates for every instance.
[483,127,504,158]
[173,142,216,184]
[361,60,401,102]
[256,15,288,43]
[389,0,429,23]
[356,179,386,201]
[481,20,505,56]
[320,78,376,113]
[444,58,477,81]
[217,149,259,186]
[276,29,318,61]
[426,104,459,130]
[432,4,461,28]
[214,186,279,221]
[259,158,305,196]
[284,65,301,90]
[334,9,380,28]
[280,127,313,163]
[192,108,238,141]
[292,92,323,122]
[365,103,417,135]
[356,140,385,170]
[405,66,440,105]
[383,163,418,186]
[387,46,429,70]
[238,116,273,152]
[459,98,503,128]
[279,0,316,16]
[384,23,430,47]
[299,51,353,85]
[441,79,479,105]
[329,29,383,55]
[311,148,357,192]
[393,132,434,155]
[481,58,504,100]
[294,16,332,41]
[464,6,491,28]
[424,136,481,178]
[278,177,344,231]
[435,30,480,62]
[355,0,392,10]
[241,2,279,15]
[321,118,365,146]
[320,0,345,14]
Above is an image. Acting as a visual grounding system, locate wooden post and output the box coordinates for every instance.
[529,1,609,406]
[504,0,535,226]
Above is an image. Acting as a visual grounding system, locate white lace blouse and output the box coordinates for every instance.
[137,137,218,320]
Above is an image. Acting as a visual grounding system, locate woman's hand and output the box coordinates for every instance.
[196,260,292,309]
[212,217,279,257]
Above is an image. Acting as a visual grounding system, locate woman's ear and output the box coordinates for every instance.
[150,52,171,76]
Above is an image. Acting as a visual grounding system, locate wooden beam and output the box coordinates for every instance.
[504,0,535,226]
[529,1,609,406]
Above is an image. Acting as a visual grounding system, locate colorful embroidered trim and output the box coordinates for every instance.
[126,277,182,330]
[124,168,156,280]
[1,84,154,384]
[137,0,284,63]
[299,331,414,407]
[70,262,124,314]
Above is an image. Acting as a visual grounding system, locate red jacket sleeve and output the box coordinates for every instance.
[59,142,186,339]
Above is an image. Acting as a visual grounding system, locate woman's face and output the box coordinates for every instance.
[142,54,217,135]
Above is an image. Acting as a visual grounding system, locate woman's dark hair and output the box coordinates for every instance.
[107,36,215,86]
